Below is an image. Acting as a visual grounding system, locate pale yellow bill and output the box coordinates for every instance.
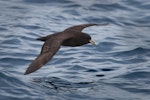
[89,40,96,45]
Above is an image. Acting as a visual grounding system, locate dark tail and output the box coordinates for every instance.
[36,36,47,41]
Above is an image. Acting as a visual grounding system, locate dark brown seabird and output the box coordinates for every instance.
[24,23,107,75]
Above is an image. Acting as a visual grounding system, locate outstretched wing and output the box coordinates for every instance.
[64,23,108,32]
[24,37,62,75]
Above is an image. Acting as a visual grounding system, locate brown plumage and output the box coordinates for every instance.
[24,23,107,75]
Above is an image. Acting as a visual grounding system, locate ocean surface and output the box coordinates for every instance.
[0,0,150,100]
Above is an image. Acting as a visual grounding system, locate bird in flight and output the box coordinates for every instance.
[24,23,108,75]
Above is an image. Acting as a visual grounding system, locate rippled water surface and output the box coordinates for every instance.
[0,0,150,100]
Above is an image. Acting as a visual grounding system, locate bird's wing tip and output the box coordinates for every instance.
[97,23,109,26]
[24,73,27,75]
[24,70,30,75]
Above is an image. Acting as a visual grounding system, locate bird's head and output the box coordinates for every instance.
[84,34,96,46]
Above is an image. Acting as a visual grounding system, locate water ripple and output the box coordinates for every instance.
[113,47,150,57]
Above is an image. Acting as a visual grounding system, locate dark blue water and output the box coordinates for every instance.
[0,0,150,100]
